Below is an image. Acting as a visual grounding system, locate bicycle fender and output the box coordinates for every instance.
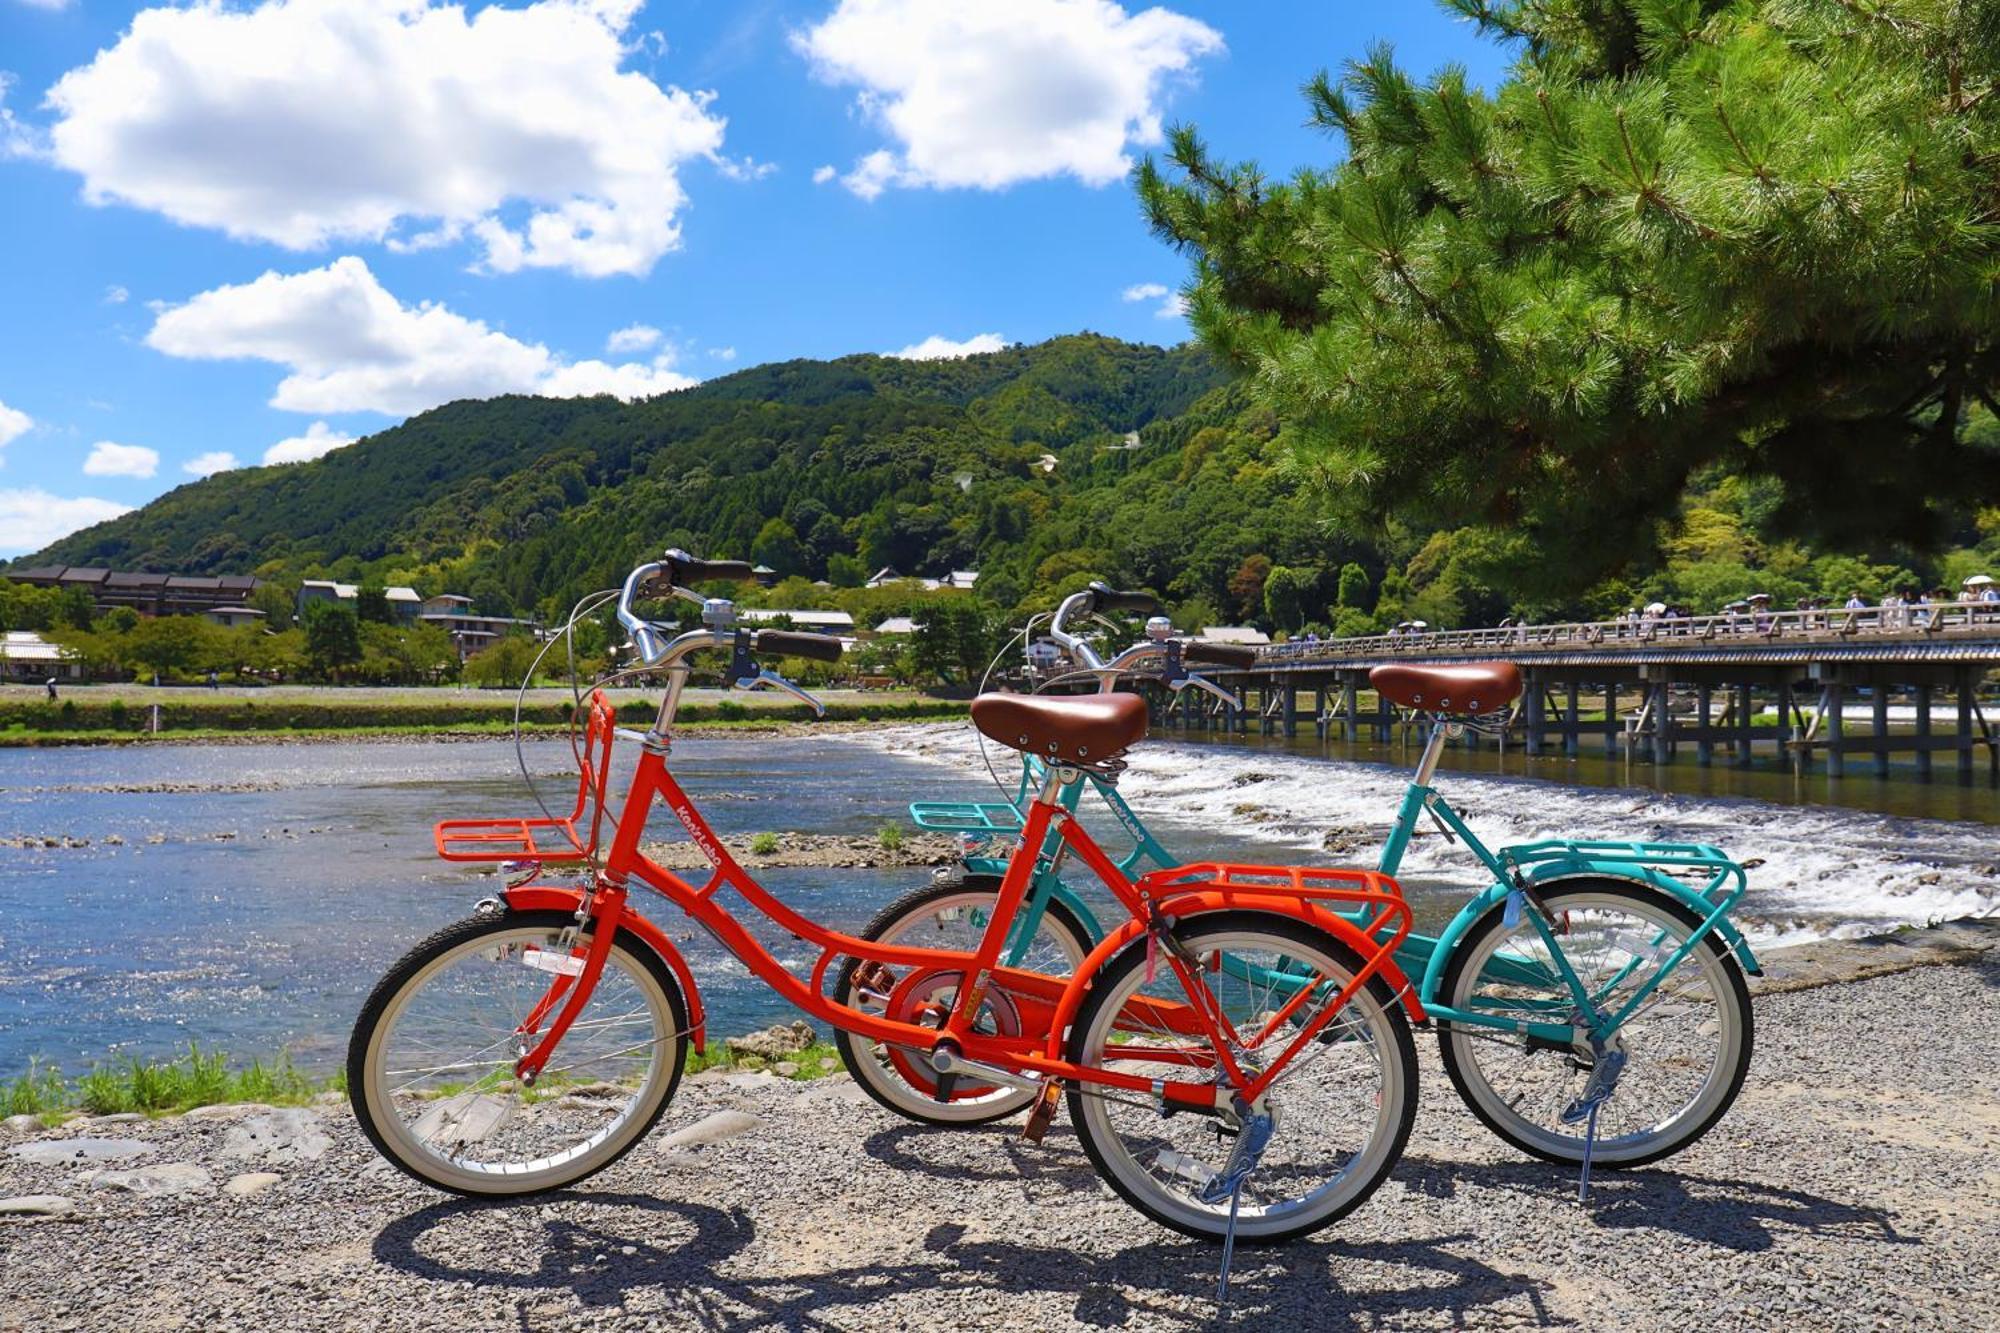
[1041,891,1424,1060]
[1518,863,1761,976]
[503,885,709,1051]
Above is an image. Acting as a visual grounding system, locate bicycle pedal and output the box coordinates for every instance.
[1021,1080,1062,1144]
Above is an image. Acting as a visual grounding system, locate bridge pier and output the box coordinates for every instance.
[1696,685,1714,766]
[1282,682,1298,739]
[1916,685,1932,779]
[1737,684,1754,767]
[1564,681,1579,758]
[1524,669,1545,756]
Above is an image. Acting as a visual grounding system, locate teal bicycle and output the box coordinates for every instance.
[835,586,1758,1190]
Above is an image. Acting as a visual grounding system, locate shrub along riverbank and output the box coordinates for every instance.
[0,692,965,745]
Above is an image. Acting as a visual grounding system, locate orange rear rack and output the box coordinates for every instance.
[433,691,619,864]
[1135,861,1414,952]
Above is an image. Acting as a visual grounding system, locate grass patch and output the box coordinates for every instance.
[4,1044,337,1120]
[876,822,904,853]
[686,1040,844,1083]
[749,831,780,856]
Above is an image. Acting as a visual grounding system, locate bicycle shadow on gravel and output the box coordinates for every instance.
[1397,1154,1914,1254]
[369,1192,1567,1330]
[861,1119,1103,1194]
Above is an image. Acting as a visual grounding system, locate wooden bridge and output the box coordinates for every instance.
[1175,605,2000,782]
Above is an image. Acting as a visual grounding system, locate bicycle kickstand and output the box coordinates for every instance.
[1577,1100,1601,1207]
[1217,1180,1244,1304]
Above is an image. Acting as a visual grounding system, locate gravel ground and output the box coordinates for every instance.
[3,958,1996,1332]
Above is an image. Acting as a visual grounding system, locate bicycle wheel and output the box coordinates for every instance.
[1066,912,1417,1243]
[349,908,689,1196]
[833,875,1091,1125]
[1436,878,1752,1168]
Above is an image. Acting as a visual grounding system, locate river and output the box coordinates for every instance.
[2,725,1995,1076]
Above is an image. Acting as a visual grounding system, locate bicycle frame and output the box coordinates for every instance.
[913,718,1762,1049]
[464,692,1419,1115]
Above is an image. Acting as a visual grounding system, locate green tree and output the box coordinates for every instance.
[55,586,95,630]
[1262,565,1318,633]
[463,634,540,688]
[1139,0,2000,593]
[354,582,392,624]
[1336,562,1372,611]
[122,615,211,680]
[750,518,806,576]
[302,601,362,680]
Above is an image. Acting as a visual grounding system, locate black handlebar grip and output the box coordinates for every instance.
[753,630,844,663]
[1184,641,1258,669]
[1088,581,1161,615]
[667,555,756,585]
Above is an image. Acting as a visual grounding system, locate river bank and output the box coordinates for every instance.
[2,920,1994,1331]
[0,683,965,746]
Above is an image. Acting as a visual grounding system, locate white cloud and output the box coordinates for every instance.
[796,0,1221,199]
[889,332,1005,360]
[182,451,239,477]
[0,398,31,453]
[0,74,46,161]
[145,257,698,416]
[0,489,129,556]
[264,420,355,465]
[811,164,837,184]
[13,0,76,11]
[606,323,663,354]
[83,441,159,478]
[44,0,731,278]
[1120,280,1185,318]
[709,345,738,362]
[104,284,129,305]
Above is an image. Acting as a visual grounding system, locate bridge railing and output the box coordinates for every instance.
[1255,602,2000,662]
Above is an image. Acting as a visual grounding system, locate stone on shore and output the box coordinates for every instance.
[221,1109,331,1164]
[89,1164,212,1197]
[656,1110,764,1152]
[0,1195,75,1217]
[724,1021,815,1061]
[223,1172,282,1198]
[3,1114,44,1134]
[8,1138,151,1166]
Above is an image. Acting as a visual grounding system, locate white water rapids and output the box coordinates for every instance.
[843,723,2000,948]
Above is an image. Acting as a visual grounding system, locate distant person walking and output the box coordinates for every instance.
[45,677,58,701]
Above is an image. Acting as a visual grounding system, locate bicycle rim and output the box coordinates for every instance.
[354,914,684,1194]
[1439,882,1751,1166]
[1067,913,1415,1242]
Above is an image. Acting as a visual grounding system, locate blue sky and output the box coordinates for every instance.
[0,0,1507,557]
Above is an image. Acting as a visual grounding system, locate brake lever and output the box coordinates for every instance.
[733,668,826,717]
[1170,673,1242,710]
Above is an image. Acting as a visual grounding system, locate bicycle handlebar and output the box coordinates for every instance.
[1184,641,1257,670]
[616,552,843,670]
[1088,582,1161,616]
[753,630,844,663]
[667,554,755,586]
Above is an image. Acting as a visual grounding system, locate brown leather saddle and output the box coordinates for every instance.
[1369,662,1523,716]
[968,692,1148,773]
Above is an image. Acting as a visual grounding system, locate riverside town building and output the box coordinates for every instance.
[10,565,263,618]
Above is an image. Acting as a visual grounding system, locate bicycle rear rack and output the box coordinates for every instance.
[433,691,619,864]
[1136,861,1415,955]
[1499,838,1746,906]
[908,800,1026,835]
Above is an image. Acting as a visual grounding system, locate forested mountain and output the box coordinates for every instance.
[18,333,1998,635]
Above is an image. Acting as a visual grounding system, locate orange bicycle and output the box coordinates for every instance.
[348,551,1421,1248]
